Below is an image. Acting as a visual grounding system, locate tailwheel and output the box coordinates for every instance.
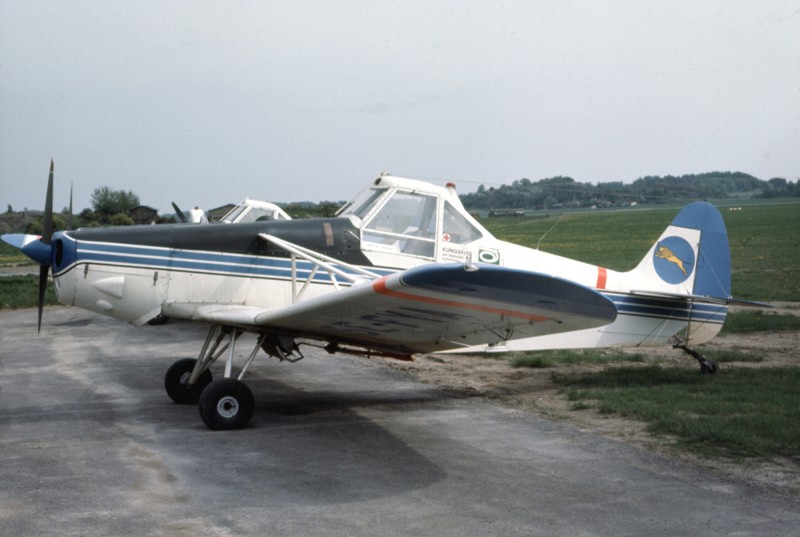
[198,379,255,430]
[699,359,719,375]
[673,342,719,375]
[164,358,213,404]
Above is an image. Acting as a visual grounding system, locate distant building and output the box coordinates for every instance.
[129,205,159,225]
[488,208,525,217]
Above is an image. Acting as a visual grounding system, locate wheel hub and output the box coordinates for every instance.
[217,395,239,418]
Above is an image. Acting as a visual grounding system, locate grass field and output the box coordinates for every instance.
[0,241,59,308]
[553,366,800,459]
[0,239,31,266]
[0,275,57,309]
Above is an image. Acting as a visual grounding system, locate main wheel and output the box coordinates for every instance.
[198,379,255,430]
[164,358,213,404]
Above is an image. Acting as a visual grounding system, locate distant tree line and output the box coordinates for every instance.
[17,186,142,234]
[279,201,345,219]
[460,172,798,210]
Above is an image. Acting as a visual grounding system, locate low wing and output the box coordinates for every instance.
[183,263,617,355]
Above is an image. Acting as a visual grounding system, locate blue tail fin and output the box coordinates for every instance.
[630,202,731,300]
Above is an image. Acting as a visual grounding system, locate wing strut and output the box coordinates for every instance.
[259,233,382,302]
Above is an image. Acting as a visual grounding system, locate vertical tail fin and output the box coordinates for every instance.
[628,202,731,300]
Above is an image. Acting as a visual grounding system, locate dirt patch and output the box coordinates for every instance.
[0,264,37,276]
[371,305,800,496]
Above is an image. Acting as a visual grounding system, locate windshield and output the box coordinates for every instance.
[238,208,279,223]
[221,205,247,223]
[361,190,438,258]
[337,187,386,220]
[222,204,290,223]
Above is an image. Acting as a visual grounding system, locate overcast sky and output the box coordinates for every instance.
[1,1,798,213]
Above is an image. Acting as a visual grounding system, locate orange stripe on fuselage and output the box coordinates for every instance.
[596,267,607,290]
[372,276,550,322]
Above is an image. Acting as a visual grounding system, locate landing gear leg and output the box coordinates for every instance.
[192,326,269,430]
[673,341,718,374]
[173,326,300,430]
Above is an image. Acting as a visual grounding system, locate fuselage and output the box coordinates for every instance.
[47,175,726,352]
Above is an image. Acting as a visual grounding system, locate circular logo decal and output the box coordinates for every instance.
[653,236,695,284]
[478,249,500,264]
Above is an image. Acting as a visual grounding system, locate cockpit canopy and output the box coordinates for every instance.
[338,175,492,262]
[221,199,292,224]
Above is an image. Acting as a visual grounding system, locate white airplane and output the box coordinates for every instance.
[173,198,291,224]
[4,163,751,430]
[219,198,291,223]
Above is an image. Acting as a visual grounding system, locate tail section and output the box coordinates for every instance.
[628,202,731,301]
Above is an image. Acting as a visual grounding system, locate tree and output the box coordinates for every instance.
[25,215,68,234]
[110,213,135,226]
[91,186,140,217]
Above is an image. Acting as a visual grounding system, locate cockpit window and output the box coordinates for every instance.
[221,205,247,223]
[442,201,482,244]
[241,208,273,223]
[223,207,279,223]
[362,190,438,258]
[366,191,437,237]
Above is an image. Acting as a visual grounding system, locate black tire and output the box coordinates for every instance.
[147,314,169,325]
[700,360,719,375]
[198,379,255,430]
[164,358,213,404]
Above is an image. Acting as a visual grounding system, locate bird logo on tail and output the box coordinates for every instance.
[655,246,687,276]
[652,236,695,284]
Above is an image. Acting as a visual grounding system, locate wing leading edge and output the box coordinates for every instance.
[189,263,617,355]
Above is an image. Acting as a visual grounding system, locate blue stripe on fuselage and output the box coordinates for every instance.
[604,292,727,324]
[56,239,392,283]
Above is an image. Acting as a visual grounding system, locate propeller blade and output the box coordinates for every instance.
[172,202,187,223]
[37,265,48,333]
[42,160,54,244]
[38,161,56,332]
[68,181,74,230]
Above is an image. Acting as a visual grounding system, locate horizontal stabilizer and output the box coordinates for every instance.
[630,289,773,308]
[720,298,774,308]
